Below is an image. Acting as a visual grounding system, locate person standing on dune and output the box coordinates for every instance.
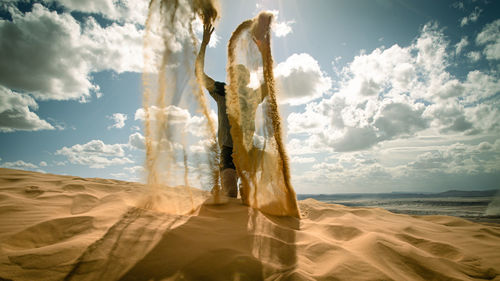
[195,22,268,199]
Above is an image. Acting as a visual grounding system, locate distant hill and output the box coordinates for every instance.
[297,189,499,201]
[435,189,499,197]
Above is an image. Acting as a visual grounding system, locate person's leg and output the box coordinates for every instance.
[220,145,238,198]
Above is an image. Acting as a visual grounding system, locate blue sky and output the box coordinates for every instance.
[0,0,499,193]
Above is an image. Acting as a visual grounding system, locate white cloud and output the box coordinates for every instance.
[466,51,481,62]
[107,113,128,129]
[373,102,428,139]
[339,44,417,102]
[1,160,38,169]
[128,131,184,153]
[287,22,500,155]
[128,132,146,150]
[476,19,500,60]
[285,21,500,193]
[407,141,500,174]
[124,165,145,174]
[190,139,213,154]
[55,140,132,168]
[0,4,143,102]
[0,86,54,132]
[135,105,190,123]
[81,17,144,73]
[272,20,295,37]
[265,9,295,38]
[291,141,500,193]
[452,1,465,10]
[465,102,500,133]
[455,36,468,54]
[275,53,332,105]
[287,138,324,155]
[414,23,448,76]
[39,161,47,167]
[462,70,500,104]
[135,105,215,137]
[329,127,379,152]
[424,100,473,134]
[290,156,315,164]
[42,0,148,25]
[110,172,128,180]
[0,5,95,101]
[460,6,482,27]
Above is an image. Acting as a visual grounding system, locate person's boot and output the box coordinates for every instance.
[221,168,238,198]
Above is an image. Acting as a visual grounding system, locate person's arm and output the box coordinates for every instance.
[196,23,216,94]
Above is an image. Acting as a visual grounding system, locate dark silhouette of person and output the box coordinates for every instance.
[195,23,268,199]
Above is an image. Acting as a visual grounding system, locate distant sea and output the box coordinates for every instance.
[298,189,500,224]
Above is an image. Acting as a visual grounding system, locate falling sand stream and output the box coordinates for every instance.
[140,0,300,218]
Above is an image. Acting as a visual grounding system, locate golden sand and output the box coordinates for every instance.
[1,168,499,280]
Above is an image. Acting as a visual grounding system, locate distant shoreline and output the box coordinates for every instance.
[297,189,499,200]
[298,190,500,225]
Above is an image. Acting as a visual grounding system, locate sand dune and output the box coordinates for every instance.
[0,168,499,281]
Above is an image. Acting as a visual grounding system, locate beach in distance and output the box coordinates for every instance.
[1,168,500,281]
[298,190,500,224]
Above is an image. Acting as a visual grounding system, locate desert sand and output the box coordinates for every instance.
[0,168,499,281]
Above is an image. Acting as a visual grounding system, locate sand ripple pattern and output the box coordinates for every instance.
[0,169,499,280]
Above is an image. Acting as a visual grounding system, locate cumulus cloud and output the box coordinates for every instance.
[287,138,324,155]
[476,19,500,60]
[0,160,38,169]
[0,86,54,132]
[0,4,143,102]
[287,22,500,155]
[107,113,127,129]
[265,9,295,38]
[42,0,148,25]
[0,4,95,101]
[0,159,46,173]
[373,103,428,139]
[124,165,145,174]
[81,18,144,73]
[135,105,190,123]
[424,100,473,134]
[128,131,184,153]
[273,20,295,37]
[190,139,215,154]
[460,6,482,27]
[407,141,500,174]
[330,127,379,152]
[274,53,332,105]
[135,105,215,137]
[292,141,500,193]
[462,70,500,104]
[55,139,133,168]
[128,132,146,150]
[466,51,481,62]
[455,36,469,54]
[414,23,449,76]
[290,156,315,164]
[452,1,465,10]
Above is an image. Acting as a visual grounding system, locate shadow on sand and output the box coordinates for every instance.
[117,198,299,280]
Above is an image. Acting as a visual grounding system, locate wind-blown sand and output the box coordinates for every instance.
[1,168,499,281]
